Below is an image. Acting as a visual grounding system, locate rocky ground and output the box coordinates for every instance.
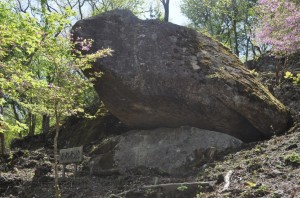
[1,76,300,198]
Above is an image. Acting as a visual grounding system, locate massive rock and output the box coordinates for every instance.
[72,10,291,142]
[89,126,243,175]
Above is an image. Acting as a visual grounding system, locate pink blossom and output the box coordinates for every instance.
[255,0,300,54]
[81,45,90,51]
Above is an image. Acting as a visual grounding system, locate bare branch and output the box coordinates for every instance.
[67,0,79,9]
[15,0,30,13]
[46,2,59,13]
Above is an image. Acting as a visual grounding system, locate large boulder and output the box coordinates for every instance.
[89,126,243,175]
[72,10,291,142]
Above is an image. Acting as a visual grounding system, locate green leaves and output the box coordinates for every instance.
[284,71,293,79]
[284,71,300,85]
[0,1,111,136]
[0,2,113,195]
[181,0,257,57]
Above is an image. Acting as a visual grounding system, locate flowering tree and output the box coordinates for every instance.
[255,0,300,55]
[0,2,111,197]
[255,0,300,84]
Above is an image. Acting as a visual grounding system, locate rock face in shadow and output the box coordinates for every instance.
[72,10,291,142]
[89,126,243,175]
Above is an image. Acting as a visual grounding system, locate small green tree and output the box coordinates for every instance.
[0,2,111,197]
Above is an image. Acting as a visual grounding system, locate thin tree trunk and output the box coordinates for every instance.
[54,105,61,198]
[281,56,288,83]
[252,44,257,58]
[0,133,4,155]
[243,3,250,62]
[28,112,36,136]
[28,112,32,135]
[161,0,169,22]
[32,114,36,135]
[78,0,86,20]
[42,115,50,134]
[245,37,250,62]
[233,21,239,56]
[209,13,214,35]
[12,102,22,138]
[0,105,5,155]
[275,59,281,85]
[232,0,239,56]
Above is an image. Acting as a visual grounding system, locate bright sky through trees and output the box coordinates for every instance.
[168,0,189,25]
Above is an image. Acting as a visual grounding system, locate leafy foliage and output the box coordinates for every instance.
[0,2,111,196]
[284,152,300,166]
[0,1,111,134]
[181,0,258,58]
[255,0,300,85]
[284,71,300,85]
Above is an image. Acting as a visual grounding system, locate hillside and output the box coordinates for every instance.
[1,123,300,197]
[1,75,300,198]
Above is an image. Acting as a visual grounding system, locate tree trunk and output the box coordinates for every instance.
[275,59,281,85]
[42,115,50,134]
[28,112,36,136]
[161,0,169,22]
[233,21,239,56]
[232,0,239,56]
[252,44,257,58]
[54,106,61,198]
[32,114,36,135]
[245,37,250,62]
[12,102,22,138]
[281,56,288,83]
[0,105,5,155]
[0,133,5,155]
[78,0,86,20]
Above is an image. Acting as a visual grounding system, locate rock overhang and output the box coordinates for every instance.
[71,9,291,143]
